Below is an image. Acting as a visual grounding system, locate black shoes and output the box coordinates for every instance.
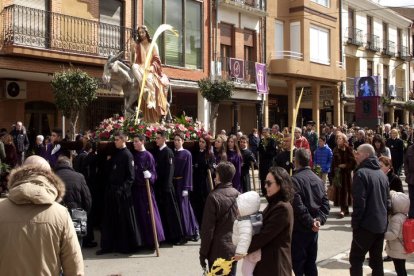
[173,238,188,246]
[96,249,113,255]
[83,241,98,248]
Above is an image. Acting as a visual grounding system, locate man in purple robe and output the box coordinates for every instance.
[173,133,200,241]
[132,134,165,247]
[45,128,63,168]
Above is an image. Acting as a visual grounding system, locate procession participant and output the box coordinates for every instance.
[96,131,141,255]
[213,134,227,164]
[191,135,215,227]
[154,130,185,245]
[173,132,199,241]
[132,134,165,247]
[45,128,63,168]
[239,135,257,193]
[258,128,277,196]
[227,134,243,193]
[303,121,318,159]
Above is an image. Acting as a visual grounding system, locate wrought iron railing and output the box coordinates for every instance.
[1,4,132,58]
[223,0,266,11]
[383,40,395,57]
[217,56,257,85]
[398,45,410,60]
[366,34,380,52]
[346,27,363,46]
[394,87,405,102]
[345,78,355,97]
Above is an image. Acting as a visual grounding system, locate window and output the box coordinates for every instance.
[383,23,388,49]
[290,22,301,55]
[383,65,389,96]
[143,0,202,69]
[367,16,372,37]
[99,0,123,56]
[274,20,284,58]
[310,25,330,65]
[244,29,256,62]
[311,0,329,7]
[367,61,373,76]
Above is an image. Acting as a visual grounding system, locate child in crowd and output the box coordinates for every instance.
[232,191,261,276]
[385,191,410,276]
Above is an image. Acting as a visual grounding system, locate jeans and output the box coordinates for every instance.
[349,227,384,276]
[292,231,318,276]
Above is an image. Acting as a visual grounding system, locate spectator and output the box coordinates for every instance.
[258,128,277,196]
[349,144,390,276]
[0,155,84,275]
[9,121,29,165]
[291,149,330,275]
[2,134,18,169]
[379,156,403,193]
[372,134,391,158]
[45,128,63,168]
[33,135,46,158]
[248,128,260,160]
[404,144,414,218]
[386,129,404,176]
[303,121,318,159]
[247,166,294,276]
[199,161,240,275]
[313,136,333,186]
[353,129,367,150]
[239,135,257,193]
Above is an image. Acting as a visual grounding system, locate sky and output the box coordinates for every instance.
[378,0,414,7]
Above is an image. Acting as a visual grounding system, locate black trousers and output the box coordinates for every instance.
[349,227,384,276]
[292,231,318,276]
[392,258,407,276]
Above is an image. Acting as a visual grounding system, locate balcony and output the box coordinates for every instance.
[393,87,405,102]
[365,34,380,52]
[268,51,345,82]
[397,45,411,61]
[216,56,257,86]
[345,27,363,47]
[0,5,132,61]
[383,41,395,57]
[219,0,266,16]
[345,78,355,98]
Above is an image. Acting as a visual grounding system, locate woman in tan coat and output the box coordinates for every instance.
[0,155,84,275]
[247,166,294,276]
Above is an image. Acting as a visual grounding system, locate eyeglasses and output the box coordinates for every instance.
[264,180,276,187]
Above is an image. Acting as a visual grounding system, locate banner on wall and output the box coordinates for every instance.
[255,62,268,94]
[229,58,245,81]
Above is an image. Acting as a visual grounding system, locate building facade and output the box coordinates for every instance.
[0,0,209,139]
[266,0,346,133]
[342,0,412,126]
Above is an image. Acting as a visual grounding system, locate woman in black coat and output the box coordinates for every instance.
[379,156,403,193]
[247,166,294,276]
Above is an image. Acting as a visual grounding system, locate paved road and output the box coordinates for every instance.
[83,176,414,275]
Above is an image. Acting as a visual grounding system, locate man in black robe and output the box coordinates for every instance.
[239,135,257,193]
[96,131,141,255]
[154,130,185,245]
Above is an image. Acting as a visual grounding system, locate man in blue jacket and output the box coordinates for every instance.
[313,137,333,186]
[350,144,390,276]
[291,148,330,276]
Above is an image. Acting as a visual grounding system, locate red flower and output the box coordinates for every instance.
[145,130,152,137]
[138,125,145,129]
[188,126,194,131]
[186,132,190,138]
[113,123,121,129]
[129,127,135,132]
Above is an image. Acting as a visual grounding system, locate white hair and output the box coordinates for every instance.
[36,135,44,142]
[295,127,302,134]
[357,144,375,158]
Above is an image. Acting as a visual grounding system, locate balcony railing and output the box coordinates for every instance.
[270,51,303,60]
[383,40,395,57]
[366,34,380,52]
[221,0,266,11]
[345,78,355,97]
[394,87,405,102]
[346,27,363,46]
[398,45,411,61]
[1,4,132,58]
[217,56,257,85]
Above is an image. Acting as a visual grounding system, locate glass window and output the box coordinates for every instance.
[290,22,301,55]
[311,0,329,7]
[165,0,183,67]
[185,0,202,69]
[144,0,163,37]
[274,20,284,58]
[310,25,330,65]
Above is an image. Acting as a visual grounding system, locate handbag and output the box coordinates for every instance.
[238,211,263,235]
[70,208,87,237]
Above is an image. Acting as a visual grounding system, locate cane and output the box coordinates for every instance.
[207,168,214,192]
[250,162,257,192]
[145,178,160,257]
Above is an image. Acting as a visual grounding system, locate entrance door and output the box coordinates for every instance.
[25,101,57,144]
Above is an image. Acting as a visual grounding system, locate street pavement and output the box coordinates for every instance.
[83,176,414,275]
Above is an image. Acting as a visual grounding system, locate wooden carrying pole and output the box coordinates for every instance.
[145,178,160,257]
[207,168,214,192]
[250,162,257,191]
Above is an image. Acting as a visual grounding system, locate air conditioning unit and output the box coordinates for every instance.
[5,81,27,99]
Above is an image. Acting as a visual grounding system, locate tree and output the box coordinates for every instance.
[198,78,234,136]
[51,67,98,140]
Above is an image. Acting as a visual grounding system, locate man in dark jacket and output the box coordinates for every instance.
[404,144,414,218]
[291,148,330,276]
[350,144,390,276]
[10,121,29,165]
[239,135,257,193]
[54,155,91,212]
[200,161,239,275]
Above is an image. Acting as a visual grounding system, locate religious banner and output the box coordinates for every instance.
[229,58,245,81]
[255,62,268,94]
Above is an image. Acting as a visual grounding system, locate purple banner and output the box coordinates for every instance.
[229,58,245,81]
[255,63,268,94]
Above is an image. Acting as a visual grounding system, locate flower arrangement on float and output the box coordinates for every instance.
[93,114,207,141]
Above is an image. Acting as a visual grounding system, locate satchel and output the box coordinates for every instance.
[70,208,87,237]
[238,212,263,235]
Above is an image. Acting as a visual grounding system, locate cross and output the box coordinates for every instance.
[257,69,263,85]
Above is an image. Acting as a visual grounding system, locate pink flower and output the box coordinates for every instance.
[138,125,145,129]
[113,123,121,129]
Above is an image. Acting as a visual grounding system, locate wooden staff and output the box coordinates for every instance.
[145,178,160,257]
[290,87,304,176]
[207,168,214,192]
[250,162,257,192]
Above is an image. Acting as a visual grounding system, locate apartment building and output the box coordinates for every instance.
[212,0,266,134]
[0,0,209,139]
[342,0,412,125]
[266,0,346,132]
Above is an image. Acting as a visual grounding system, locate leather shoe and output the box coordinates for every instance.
[174,238,187,245]
[338,212,345,219]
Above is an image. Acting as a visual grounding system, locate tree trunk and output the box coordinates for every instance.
[70,112,79,141]
[210,102,219,137]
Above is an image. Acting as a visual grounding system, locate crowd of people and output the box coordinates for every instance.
[0,119,413,275]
